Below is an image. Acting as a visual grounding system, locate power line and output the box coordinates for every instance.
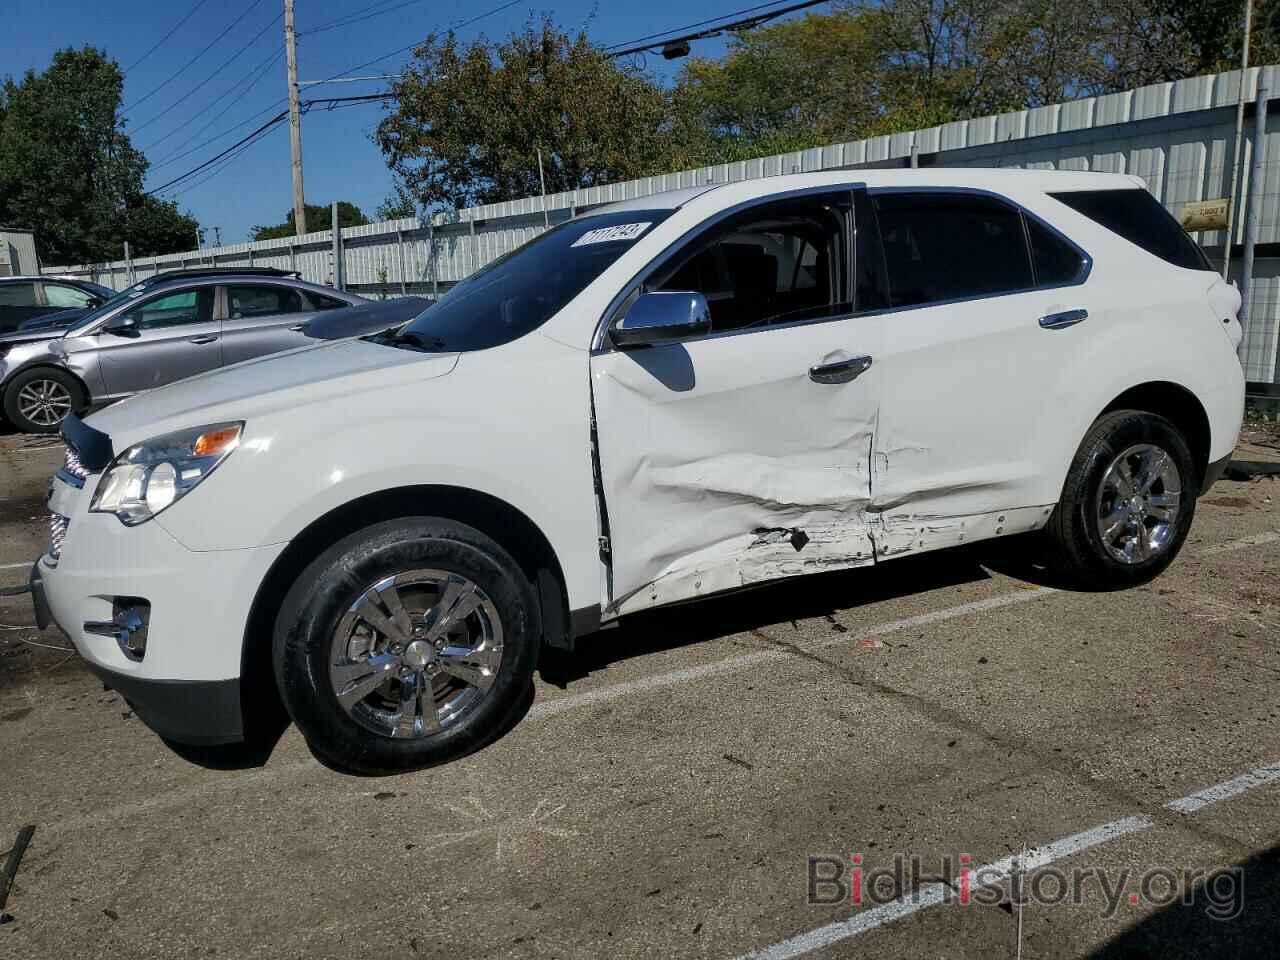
[147,110,288,195]
[142,47,283,155]
[319,0,521,83]
[301,0,426,37]
[602,0,798,51]
[605,0,833,57]
[148,93,393,196]
[130,10,283,137]
[124,0,216,74]
[125,0,269,113]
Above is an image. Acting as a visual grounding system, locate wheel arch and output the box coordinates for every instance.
[1097,381,1211,487]
[240,484,573,732]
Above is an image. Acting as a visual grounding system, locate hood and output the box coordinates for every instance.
[86,336,459,443]
[304,296,433,340]
[17,307,90,332]
[0,326,62,346]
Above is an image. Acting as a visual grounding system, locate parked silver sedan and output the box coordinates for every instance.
[0,270,367,432]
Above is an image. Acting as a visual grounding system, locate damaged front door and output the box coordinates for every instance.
[591,190,884,616]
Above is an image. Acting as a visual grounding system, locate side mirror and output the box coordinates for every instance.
[103,315,140,338]
[610,291,711,349]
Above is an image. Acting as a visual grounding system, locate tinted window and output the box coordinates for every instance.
[0,282,37,307]
[43,282,95,308]
[306,292,349,310]
[124,289,214,329]
[1051,188,1212,271]
[383,210,673,352]
[1027,218,1086,285]
[656,195,848,332]
[226,285,303,319]
[874,193,1032,307]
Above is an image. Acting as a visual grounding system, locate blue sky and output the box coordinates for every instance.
[4,0,755,244]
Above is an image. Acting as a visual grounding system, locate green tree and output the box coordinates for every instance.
[669,9,891,162]
[376,18,672,210]
[0,46,198,264]
[251,201,370,241]
[375,182,418,221]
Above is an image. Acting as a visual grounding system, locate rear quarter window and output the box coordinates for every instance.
[1051,188,1213,271]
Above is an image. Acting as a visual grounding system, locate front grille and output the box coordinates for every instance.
[48,444,89,564]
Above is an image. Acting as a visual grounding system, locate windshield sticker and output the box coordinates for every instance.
[571,222,652,247]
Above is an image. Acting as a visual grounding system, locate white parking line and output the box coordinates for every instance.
[529,588,1060,721]
[1165,760,1280,814]
[740,761,1280,960]
[0,561,33,571]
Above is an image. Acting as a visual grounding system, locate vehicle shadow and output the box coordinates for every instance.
[1088,844,1280,959]
[165,534,1066,774]
[540,537,1058,687]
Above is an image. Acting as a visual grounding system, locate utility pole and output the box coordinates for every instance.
[284,0,307,236]
[1223,0,1254,280]
[212,226,222,247]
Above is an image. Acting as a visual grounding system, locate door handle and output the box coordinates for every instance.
[188,335,219,344]
[809,355,873,384]
[289,323,306,331]
[1039,309,1088,330]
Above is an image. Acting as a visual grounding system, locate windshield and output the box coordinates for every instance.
[371,210,672,352]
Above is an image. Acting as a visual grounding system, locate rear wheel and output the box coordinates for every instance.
[1045,409,1197,587]
[274,517,539,773]
[3,367,85,433]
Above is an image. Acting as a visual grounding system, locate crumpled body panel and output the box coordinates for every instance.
[592,319,882,616]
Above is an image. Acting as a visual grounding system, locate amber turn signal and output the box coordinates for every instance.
[193,425,242,457]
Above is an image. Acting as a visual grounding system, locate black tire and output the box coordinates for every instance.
[2,366,86,433]
[273,517,540,774]
[1045,409,1198,588]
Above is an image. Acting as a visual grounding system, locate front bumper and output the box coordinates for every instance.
[31,560,242,744]
[33,495,287,744]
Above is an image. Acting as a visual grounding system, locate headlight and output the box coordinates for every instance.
[90,422,242,525]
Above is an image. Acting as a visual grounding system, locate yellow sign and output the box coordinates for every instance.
[1180,198,1229,231]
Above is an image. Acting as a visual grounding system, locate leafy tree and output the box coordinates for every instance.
[376,182,418,221]
[376,18,672,210]
[0,47,199,265]
[251,201,370,240]
[669,9,891,162]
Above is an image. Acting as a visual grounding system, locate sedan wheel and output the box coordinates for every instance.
[16,378,73,427]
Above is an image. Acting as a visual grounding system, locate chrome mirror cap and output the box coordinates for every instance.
[610,291,711,349]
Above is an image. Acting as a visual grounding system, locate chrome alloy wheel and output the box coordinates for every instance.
[328,569,504,739]
[1095,443,1182,564]
[16,379,72,427]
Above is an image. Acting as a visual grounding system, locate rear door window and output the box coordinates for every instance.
[226,285,304,320]
[1051,188,1213,271]
[873,193,1033,307]
[0,282,38,307]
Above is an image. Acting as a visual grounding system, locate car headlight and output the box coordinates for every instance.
[90,422,242,525]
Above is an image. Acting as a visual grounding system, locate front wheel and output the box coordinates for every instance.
[274,517,540,773]
[1045,409,1197,588]
[3,366,85,433]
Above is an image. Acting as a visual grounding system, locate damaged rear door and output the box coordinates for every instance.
[591,189,885,615]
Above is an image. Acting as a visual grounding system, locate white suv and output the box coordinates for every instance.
[30,170,1245,772]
